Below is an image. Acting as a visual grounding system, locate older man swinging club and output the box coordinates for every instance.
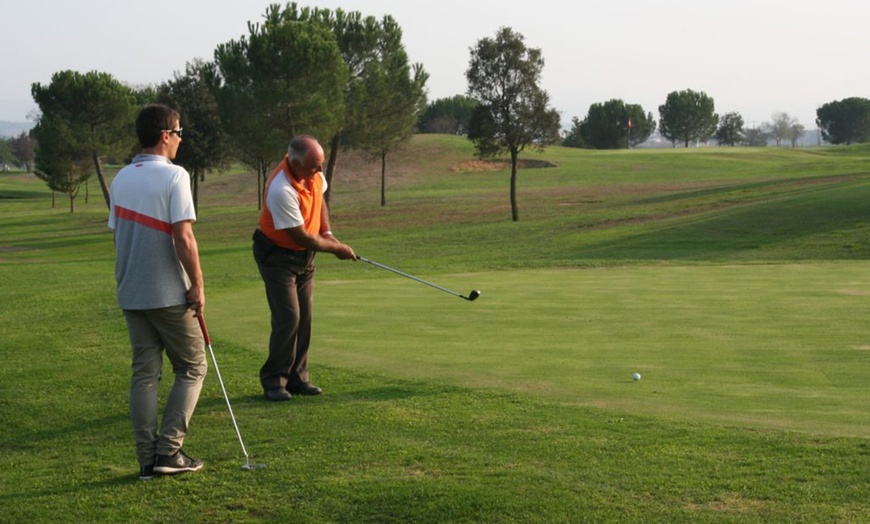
[252,135,357,402]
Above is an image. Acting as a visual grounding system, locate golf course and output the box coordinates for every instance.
[1,134,869,522]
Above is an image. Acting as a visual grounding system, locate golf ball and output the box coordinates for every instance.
[632,372,641,381]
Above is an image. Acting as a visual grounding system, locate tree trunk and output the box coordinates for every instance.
[192,169,199,214]
[510,149,519,222]
[92,152,110,210]
[324,133,341,205]
[380,151,387,207]
[257,159,265,211]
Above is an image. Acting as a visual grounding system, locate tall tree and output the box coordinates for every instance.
[277,3,425,203]
[11,132,36,171]
[715,112,744,146]
[788,122,806,148]
[562,117,584,148]
[743,127,770,147]
[658,89,719,147]
[626,105,656,148]
[466,27,561,222]
[0,138,16,168]
[30,70,138,209]
[577,99,654,149]
[356,43,428,206]
[10,132,35,171]
[158,59,231,211]
[816,97,870,145]
[214,4,347,208]
[418,95,477,134]
[768,112,801,147]
[32,115,91,212]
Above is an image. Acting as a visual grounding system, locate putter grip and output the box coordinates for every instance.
[197,314,211,345]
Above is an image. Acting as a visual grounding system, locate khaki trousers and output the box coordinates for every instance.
[124,304,206,466]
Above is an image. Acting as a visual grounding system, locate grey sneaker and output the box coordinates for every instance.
[154,449,204,474]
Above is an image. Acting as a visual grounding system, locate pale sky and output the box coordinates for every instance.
[2,0,868,129]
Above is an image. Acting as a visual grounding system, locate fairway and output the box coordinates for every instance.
[212,262,870,438]
[2,138,870,522]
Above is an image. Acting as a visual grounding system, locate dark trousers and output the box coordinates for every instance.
[253,230,317,391]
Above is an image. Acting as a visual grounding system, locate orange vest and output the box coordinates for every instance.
[258,156,323,251]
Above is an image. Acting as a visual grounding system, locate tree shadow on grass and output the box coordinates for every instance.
[573,178,870,262]
[1,411,129,452]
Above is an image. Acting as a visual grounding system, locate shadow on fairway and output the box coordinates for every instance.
[195,384,436,410]
[11,412,129,450]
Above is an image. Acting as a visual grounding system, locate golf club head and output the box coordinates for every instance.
[466,290,481,301]
[242,462,266,470]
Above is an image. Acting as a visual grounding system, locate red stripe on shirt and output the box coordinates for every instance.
[114,206,173,235]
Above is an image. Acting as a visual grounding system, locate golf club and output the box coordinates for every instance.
[358,256,481,301]
[196,313,265,470]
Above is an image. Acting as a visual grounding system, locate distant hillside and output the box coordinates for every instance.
[0,121,34,138]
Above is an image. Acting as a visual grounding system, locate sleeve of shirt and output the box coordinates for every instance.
[170,168,197,224]
[268,177,304,230]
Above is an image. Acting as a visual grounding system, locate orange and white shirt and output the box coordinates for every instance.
[258,155,326,251]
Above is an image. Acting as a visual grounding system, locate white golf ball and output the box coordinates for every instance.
[632,372,641,381]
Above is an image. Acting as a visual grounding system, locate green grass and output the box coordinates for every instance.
[2,138,870,522]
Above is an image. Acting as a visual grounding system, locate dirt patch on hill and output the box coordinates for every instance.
[453,159,557,172]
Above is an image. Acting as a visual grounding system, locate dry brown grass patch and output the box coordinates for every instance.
[453,159,557,172]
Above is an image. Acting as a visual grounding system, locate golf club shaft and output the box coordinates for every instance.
[197,313,250,462]
[358,256,466,299]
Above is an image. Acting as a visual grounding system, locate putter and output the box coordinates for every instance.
[196,313,265,470]
[358,256,481,301]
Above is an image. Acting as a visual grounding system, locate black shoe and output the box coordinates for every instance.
[287,383,322,396]
[154,449,204,475]
[139,465,156,481]
[264,388,292,401]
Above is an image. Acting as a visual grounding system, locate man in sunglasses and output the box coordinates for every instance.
[109,103,207,480]
[252,135,356,402]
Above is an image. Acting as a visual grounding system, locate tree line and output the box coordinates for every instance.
[422,90,870,150]
[27,3,427,213]
[19,3,870,220]
[24,17,563,221]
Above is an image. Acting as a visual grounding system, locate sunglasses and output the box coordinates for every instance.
[162,128,183,137]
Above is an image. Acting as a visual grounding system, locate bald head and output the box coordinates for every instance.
[288,135,323,163]
[287,135,325,180]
